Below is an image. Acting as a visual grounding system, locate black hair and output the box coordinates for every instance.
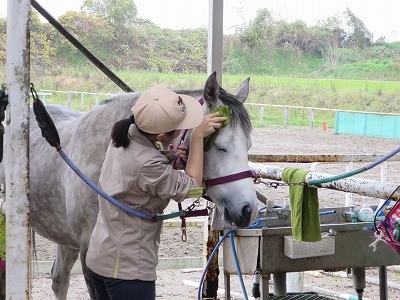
[111,116,134,148]
[111,115,177,148]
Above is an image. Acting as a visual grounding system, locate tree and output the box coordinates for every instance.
[317,15,346,70]
[343,8,373,49]
[240,8,275,48]
[30,11,58,68]
[56,11,116,66]
[81,0,138,29]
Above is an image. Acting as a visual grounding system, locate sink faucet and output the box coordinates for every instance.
[343,206,358,223]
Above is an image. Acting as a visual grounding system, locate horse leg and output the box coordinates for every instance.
[50,244,79,300]
[79,246,96,300]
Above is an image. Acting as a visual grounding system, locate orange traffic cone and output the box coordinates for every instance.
[89,103,93,110]
[322,122,327,132]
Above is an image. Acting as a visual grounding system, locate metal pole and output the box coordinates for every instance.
[203,1,223,298]
[6,0,31,299]
[207,0,223,84]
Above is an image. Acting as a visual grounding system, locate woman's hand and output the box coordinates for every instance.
[185,112,228,185]
[176,145,187,161]
[192,112,228,139]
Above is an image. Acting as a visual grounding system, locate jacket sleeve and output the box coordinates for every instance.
[138,155,199,202]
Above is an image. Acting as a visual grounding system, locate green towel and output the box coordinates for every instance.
[203,105,232,152]
[282,168,321,242]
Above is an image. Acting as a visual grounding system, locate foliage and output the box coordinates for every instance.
[81,0,138,29]
[0,18,5,65]
[343,8,373,49]
[0,4,399,82]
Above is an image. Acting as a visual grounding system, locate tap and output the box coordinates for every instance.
[343,206,358,223]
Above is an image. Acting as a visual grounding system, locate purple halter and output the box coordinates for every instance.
[204,170,258,187]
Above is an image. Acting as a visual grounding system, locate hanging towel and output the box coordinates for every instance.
[203,105,232,152]
[282,168,321,242]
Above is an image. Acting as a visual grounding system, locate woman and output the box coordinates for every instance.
[86,86,227,300]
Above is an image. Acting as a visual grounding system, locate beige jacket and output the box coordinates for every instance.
[86,125,198,281]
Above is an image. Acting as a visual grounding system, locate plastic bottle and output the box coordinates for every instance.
[374,198,390,221]
[358,198,374,222]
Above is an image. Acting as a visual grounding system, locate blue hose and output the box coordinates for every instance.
[308,146,400,185]
[197,229,233,300]
[59,150,154,221]
[197,218,268,300]
[229,233,249,300]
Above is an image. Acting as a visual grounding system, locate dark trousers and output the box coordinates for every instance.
[89,268,155,300]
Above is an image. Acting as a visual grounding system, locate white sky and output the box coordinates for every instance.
[2,0,400,41]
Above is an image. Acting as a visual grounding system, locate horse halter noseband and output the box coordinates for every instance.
[204,170,258,187]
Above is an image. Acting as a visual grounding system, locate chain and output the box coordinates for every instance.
[180,198,215,242]
[185,198,201,213]
[254,178,306,189]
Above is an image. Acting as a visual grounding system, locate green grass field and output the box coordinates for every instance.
[1,67,399,128]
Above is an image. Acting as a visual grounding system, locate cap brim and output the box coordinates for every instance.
[175,94,203,130]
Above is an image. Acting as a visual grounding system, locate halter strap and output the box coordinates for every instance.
[204,170,257,187]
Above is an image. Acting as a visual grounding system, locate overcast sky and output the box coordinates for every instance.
[2,0,400,41]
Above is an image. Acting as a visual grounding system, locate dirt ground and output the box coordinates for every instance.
[31,126,400,299]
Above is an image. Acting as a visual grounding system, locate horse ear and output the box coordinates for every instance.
[235,77,250,104]
[203,71,219,108]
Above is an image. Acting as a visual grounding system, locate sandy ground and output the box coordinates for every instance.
[30,126,400,299]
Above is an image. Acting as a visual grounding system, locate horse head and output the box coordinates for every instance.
[199,72,258,228]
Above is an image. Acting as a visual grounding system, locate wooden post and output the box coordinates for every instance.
[284,107,289,127]
[308,109,314,129]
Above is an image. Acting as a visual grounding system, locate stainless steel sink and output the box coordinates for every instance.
[223,206,400,299]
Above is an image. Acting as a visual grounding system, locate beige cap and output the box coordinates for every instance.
[131,86,203,134]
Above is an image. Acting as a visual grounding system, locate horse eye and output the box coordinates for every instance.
[215,145,227,152]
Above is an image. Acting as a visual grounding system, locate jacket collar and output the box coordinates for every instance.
[128,124,158,149]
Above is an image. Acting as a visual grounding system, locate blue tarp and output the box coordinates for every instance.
[335,111,400,139]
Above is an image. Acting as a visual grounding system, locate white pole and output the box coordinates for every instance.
[6,0,31,299]
[203,1,223,298]
[207,0,223,84]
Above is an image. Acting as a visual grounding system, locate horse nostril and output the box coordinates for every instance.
[224,205,253,228]
[234,204,251,228]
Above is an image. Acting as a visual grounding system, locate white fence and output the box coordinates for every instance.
[39,89,116,109]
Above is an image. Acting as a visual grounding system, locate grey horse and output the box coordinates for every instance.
[0,72,258,299]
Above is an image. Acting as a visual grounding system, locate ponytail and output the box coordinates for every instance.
[111,115,135,148]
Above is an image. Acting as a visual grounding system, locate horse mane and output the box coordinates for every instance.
[218,87,252,135]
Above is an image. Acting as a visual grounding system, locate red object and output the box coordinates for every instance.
[322,122,327,131]
[377,201,400,254]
